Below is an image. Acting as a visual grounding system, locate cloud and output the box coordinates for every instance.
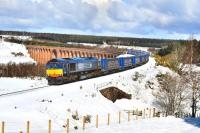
[0,0,200,39]
[0,0,98,30]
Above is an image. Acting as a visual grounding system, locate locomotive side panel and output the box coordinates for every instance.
[76,61,98,72]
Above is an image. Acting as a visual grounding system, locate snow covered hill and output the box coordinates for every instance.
[1,57,197,133]
[0,37,35,64]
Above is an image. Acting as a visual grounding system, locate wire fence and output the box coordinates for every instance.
[1,108,195,133]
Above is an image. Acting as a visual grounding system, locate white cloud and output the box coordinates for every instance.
[0,0,200,39]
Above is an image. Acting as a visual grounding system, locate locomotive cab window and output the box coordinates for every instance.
[69,63,76,72]
[46,63,63,69]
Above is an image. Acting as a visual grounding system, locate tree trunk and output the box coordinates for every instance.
[192,93,196,118]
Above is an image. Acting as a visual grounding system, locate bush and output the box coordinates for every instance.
[156,73,166,78]
[11,52,24,57]
[84,115,91,123]
[154,54,180,72]
[157,45,173,56]
[4,38,23,44]
[132,72,140,81]
[0,63,46,77]
[72,111,79,120]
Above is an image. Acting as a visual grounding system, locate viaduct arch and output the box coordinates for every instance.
[26,45,116,64]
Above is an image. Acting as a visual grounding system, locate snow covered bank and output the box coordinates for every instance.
[0,38,35,64]
[0,57,180,132]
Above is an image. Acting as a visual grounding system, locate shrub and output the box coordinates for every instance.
[156,73,165,78]
[154,54,180,72]
[11,52,24,57]
[157,45,173,56]
[0,63,46,77]
[84,115,91,123]
[132,72,140,81]
[72,111,79,120]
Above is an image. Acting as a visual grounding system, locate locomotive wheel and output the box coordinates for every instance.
[48,79,55,85]
[56,78,64,85]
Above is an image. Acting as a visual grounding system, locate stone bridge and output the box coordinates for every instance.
[26,45,116,64]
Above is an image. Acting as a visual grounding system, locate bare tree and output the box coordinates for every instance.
[154,73,186,116]
[181,69,200,117]
[180,36,200,117]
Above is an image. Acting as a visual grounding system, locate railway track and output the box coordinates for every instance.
[0,59,149,98]
[0,85,49,98]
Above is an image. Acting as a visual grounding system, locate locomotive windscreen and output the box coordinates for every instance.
[46,62,63,69]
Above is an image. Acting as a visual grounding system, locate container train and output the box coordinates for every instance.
[46,49,150,85]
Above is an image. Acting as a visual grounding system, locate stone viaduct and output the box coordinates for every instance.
[26,45,116,64]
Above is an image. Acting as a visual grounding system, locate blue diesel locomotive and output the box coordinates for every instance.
[46,50,150,85]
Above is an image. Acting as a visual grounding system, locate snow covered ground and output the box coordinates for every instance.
[0,37,35,64]
[1,35,32,41]
[66,41,153,52]
[0,57,199,132]
[66,42,98,47]
[85,117,200,133]
[0,35,199,132]
[0,77,47,95]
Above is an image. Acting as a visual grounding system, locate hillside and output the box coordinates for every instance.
[0,37,35,64]
[0,57,193,133]
[0,34,199,133]
[0,30,183,48]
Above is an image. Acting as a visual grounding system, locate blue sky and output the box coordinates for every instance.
[0,0,200,39]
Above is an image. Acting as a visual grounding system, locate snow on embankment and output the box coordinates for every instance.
[0,57,176,132]
[0,38,35,64]
[0,77,47,95]
[109,57,173,110]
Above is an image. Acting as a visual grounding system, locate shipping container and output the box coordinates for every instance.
[100,58,120,71]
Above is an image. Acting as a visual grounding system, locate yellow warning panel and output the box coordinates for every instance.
[46,69,63,77]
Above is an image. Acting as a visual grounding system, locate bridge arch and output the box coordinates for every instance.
[26,45,117,64]
[52,49,57,59]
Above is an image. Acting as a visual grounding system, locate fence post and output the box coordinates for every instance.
[2,121,4,133]
[83,116,85,130]
[96,115,98,128]
[143,109,146,119]
[128,111,130,122]
[66,119,69,133]
[48,120,51,133]
[153,108,155,117]
[119,112,121,124]
[146,108,148,118]
[107,113,110,126]
[149,108,151,118]
[26,121,30,133]
[136,109,138,120]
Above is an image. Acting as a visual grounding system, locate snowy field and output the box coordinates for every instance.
[85,117,200,133]
[0,38,199,132]
[1,57,200,132]
[0,77,47,95]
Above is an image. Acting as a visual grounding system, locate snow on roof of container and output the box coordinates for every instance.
[116,54,135,58]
